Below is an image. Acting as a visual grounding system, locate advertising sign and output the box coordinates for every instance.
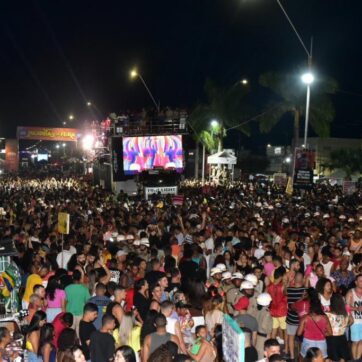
[273,173,288,187]
[145,186,178,200]
[58,213,70,235]
[293,148,315,189]
[222,314,245,362]
[5,139,19,173]
[17,127,80,142]
[342,181,356,195]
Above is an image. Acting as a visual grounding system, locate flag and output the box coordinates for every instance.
[173,195,184,206]
[285,177,293,196]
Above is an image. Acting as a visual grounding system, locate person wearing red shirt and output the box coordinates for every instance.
[267,267,288,346]
[52,312,74,348]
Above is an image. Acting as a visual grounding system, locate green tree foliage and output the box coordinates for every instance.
[326,148,362,179]
[258,71,337,144]
[188,79,251,152]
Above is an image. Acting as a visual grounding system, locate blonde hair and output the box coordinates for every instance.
[119,313,134,346]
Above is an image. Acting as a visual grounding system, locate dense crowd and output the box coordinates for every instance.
[0,176,361,362]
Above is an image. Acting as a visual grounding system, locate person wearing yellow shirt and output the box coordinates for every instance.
[22,264,46,309]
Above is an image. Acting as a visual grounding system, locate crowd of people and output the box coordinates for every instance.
[0,176,361,362]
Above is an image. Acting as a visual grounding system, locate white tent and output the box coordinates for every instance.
[207,150,237,165]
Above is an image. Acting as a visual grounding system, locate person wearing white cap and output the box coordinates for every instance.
[220,271,232,296]
[255,293,273,360]
[206,267,223,294]
[226,273,244,315]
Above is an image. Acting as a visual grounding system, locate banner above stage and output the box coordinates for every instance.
[17,126,80,142]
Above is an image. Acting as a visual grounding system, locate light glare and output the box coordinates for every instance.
[301,72,314,85]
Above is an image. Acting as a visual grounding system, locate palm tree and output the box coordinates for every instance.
[258,71,337,147]
[188,79,251,177]
[325,148,362,180]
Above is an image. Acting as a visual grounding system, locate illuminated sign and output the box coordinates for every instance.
[17,127,80,142]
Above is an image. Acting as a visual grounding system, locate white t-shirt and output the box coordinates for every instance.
[56,249,75,269]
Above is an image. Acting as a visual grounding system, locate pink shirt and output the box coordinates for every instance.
[264,262,275,277]
[47,289,66,308]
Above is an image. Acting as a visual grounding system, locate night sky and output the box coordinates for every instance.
[1,0,361,148]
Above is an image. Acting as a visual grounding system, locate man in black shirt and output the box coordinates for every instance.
[133,278,150,322]
[79,302,98,361]
[90,313,116,362]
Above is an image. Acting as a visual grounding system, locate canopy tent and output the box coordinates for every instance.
[207,150,237,165]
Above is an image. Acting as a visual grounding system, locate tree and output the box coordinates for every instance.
[188,79,251,177]
[325,148,362,180]
[258,72,337,147]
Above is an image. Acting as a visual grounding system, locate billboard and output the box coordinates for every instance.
[5,139,19,173]
[293,148,315,189]
[17,127,80,142]
[123,135,183,175]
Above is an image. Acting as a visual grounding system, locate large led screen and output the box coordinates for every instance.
[123,135,183,174]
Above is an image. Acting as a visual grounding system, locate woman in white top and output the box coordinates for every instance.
[316,277,333,312]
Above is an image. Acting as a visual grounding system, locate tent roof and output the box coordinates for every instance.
[207,150,237,165]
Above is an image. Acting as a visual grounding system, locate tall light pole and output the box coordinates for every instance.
[275,0,313,148]
[130,69,160,112]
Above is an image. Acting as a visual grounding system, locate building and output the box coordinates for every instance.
[307,137,361,176]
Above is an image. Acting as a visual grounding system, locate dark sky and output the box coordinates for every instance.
[0,0,361,147]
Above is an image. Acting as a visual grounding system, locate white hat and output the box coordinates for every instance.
[256,202,262,208]
[323,214,330,219]
[126,234,134,240]
[140,238,150,247]
[339,215,346,220]
[254,213,260,218]
[117,235,126,242]
[215,263,227,272]
[222,271,232,281]
[304,213,310,218]
[231,272,244,280]
[314,212,320,217]
[210,267,223,276]
[268,205,274,210]
[133,240,140,246]
[282,217,289,224]
[257,293,272,306]
[348,218,355,223]
[244,274,258,287]
[275,203,281,208]
[116,250,128,258]
[342,250,351,256]
[240,280,254,290]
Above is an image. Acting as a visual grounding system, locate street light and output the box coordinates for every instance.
[301,72,314,148]
[55,144,60,149]
[211,120,219,129]
[86,101,92,107]
[301,72,314,85]
[69,114,74,121]
[241,79,248,85]
[63,121,67,126]
[62,143,66,147]
[275,0,313,149]
[130,67,160,111]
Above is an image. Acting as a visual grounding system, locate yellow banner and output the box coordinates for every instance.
[58,213,70,234]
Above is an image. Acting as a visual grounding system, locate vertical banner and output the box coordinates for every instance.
[222,314,245,362]
[5,139,19,173]
[293,148,315,189]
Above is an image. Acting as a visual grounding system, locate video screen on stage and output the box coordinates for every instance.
[123,135,183,175]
